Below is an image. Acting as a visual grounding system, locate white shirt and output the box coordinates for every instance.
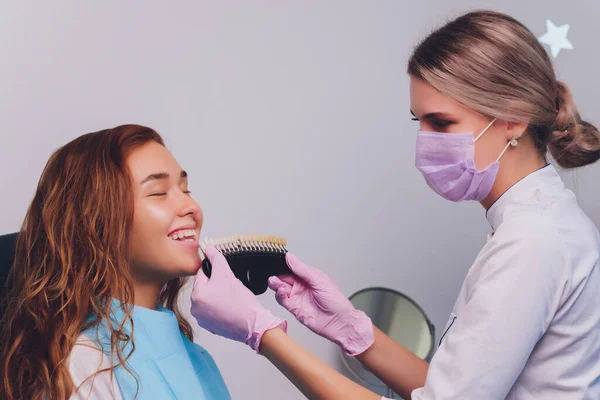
[409,165,600,399]
[67,334,122,399]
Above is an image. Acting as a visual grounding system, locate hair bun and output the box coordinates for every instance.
[547,82,600,168]
[553,81,579,131]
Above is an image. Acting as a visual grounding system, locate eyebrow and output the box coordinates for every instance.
[410,110,455,120]
[140,170,188,184]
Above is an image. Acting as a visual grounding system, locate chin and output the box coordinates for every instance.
[166,251,200,274]
[178,260,202,277]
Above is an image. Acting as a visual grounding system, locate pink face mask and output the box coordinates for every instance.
[415,118,519,202]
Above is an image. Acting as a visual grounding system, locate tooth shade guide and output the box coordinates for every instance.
[200,234,288,255]
[200,234,292,295]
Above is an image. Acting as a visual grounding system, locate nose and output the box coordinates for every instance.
[175,191,201,218]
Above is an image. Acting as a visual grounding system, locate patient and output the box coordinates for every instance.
[0,125,230,399]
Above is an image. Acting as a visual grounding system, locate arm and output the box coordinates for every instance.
[270,231,568,400]
[190,246,384,399]
[409,226,568,399]
[268,254,428,399]
[356,326,429,399]
[260,328,382,400]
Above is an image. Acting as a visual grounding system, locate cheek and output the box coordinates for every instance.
[474,136,504,170]
[129,202,173,255]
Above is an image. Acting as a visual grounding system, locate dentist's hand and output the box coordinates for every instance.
[190,245,287,353]
[268,254,374,356]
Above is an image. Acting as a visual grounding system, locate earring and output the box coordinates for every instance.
[510,132,522,147]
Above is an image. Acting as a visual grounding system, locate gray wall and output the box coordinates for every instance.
[1,1,598,398]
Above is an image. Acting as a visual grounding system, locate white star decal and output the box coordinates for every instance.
[539,19,573,59]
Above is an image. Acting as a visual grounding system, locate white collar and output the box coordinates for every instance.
[486,164,563,231]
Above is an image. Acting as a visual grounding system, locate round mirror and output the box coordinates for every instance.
[339,287,435,399]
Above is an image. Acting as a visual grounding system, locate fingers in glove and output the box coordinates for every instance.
[194,267,210,286]
[268,275,296,291]
[205,245,235,280]
[274,285,293,308]
[285,253,323,287]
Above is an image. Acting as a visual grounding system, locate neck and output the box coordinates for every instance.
[480,149,546,210]
[132,278,165,310]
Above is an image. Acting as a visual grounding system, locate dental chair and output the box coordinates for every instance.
[0,232,18,320]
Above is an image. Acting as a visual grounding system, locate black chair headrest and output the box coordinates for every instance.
[0,233,18,302]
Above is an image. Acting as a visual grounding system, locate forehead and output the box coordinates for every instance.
[409,76,463,115]
[126,142,181,182]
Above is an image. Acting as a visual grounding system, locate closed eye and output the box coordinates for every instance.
[149,193,167,197]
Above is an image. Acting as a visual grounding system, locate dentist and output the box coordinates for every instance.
[191,10,600,400]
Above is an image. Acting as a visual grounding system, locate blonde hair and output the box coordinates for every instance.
[408,10,600,169]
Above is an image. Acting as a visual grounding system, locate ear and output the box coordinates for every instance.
[505,121,528,140]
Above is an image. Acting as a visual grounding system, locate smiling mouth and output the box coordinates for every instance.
[169,229,197,243]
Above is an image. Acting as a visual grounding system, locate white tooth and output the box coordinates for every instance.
[221,237,228,252]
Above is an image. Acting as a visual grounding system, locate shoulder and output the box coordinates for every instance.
[67,333,122,399]
[487,212,567,266]
[470,214,570,295]
[495,210,560,244]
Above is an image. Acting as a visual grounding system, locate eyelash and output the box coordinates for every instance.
[149,190,191,197]
[432,121,451,128]
[411,117,451,127]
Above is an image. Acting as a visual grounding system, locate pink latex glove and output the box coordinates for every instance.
[190,245,287,353]
[267,253,374,356]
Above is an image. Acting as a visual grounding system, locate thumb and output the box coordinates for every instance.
[267,277,295,307]
[273,286,295,310]
[205,245,235,280]
[268,276,292,292]
[194,266,209,286]
[285,253,322,286]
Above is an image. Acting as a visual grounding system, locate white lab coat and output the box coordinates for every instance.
[401,165,600,399]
